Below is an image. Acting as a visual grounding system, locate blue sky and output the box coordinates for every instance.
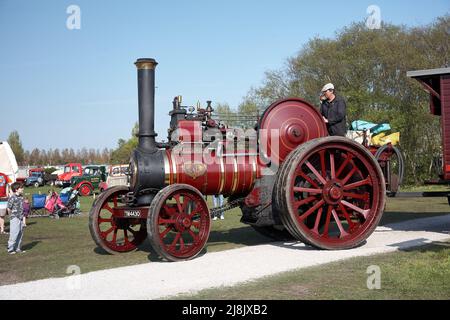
[0,0,448,151]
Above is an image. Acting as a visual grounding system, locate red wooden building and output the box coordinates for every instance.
[407,67,450,182]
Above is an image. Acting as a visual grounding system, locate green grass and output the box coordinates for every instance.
[400,184,450,193]
[171,240,450,300]
[0,184,449,286]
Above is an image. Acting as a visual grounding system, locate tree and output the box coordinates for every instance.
[110,124,139,164]
[7,131,25,165]
[244,16,449,184]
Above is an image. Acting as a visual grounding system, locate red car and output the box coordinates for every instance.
[56,163,82,187]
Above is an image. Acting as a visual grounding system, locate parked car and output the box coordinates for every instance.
[71,165,107,196]
[24,170,58,187]
[56,163,82,187]
[99,164,129,192]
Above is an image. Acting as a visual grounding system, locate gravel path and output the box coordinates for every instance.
[1,214,449,300]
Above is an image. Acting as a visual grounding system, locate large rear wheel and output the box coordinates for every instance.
[274,136,386,250]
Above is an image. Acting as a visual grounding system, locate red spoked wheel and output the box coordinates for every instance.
[147,184,211,262]
[274,136,386,249]
[79,184,93,196]
[89,186,147,254]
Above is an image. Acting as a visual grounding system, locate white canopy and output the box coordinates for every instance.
[0,141,18,183]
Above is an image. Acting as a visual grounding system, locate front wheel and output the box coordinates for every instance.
[89,186,147,254]
[147,184,211,262]
[79,184,93,196]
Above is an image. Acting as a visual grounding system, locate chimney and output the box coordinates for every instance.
[134,58,158,153]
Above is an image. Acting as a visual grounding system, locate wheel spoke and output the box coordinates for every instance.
[298,171,320,188]
[298,199,325,221]
[179,236,185,251]
[330,153,336,179]
[331,209,349,238]
[163,204,177,216]
[98,217,112,224]
[112,228,118,244]
[174,195,184,214]
[341,200,370,219]
[312,207,323,235]
[294,196,317,208]
[191,221,201,229]
[158,218,176,225]
[306,161,327,185]
[343,177,372,190]
[103,204,113,214]
[123,229,130,245]
[101,226,114,237]
[322,206,333,237]
[338,203,356,229]
[160,225,172,239]
[293,187,323,194]
[188,229,199,243]
[169,233,181,250]
[181,197,190,214]
[319,150,327,179]
[341,165,358,185]
[342,192,369,201]
[336,152,352,178]
[188,208,202,218]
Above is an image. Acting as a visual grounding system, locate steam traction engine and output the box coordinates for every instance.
[89,58,386,261]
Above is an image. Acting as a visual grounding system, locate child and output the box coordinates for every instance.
[22,198,30,227]
[7,182,26,254]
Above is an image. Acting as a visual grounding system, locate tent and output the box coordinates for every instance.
[0,141,18,183]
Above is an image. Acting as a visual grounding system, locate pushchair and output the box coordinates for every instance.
[59,187,81,217]
[45,188,81,218]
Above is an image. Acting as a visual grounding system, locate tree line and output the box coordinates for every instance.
[7,131,112,166]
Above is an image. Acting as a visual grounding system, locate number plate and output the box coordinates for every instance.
[124,210,141,218]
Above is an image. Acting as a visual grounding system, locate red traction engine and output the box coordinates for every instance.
[89,58,386,261]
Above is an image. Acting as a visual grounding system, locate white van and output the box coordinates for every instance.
[0,141,18,183]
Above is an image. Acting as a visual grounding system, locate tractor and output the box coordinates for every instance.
[89,58,386,261]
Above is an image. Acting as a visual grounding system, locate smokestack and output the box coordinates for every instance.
[135,58,158,152]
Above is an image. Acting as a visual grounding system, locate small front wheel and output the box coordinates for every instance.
[147,184,211,262]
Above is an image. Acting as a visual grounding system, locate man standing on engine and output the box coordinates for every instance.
[319,83,347,136]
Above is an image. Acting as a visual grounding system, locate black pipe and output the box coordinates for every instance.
[135,58,158,153]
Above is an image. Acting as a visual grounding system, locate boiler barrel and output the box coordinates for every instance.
[163,146,259,196]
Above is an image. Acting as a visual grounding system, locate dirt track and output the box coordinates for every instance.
[0,215,449,300]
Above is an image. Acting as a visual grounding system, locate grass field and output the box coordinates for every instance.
[0,185,449,288]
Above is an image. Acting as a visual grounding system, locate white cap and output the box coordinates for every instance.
[321,83,334,92]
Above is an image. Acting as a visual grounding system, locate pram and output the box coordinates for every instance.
[45,188,81,218]
[59,187,81,217]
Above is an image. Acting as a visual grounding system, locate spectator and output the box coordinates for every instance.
[7,182,26,254]
[22,198,30,227]
[212,194,224,220]
[0,172,10,234]
[319,83,347,137]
